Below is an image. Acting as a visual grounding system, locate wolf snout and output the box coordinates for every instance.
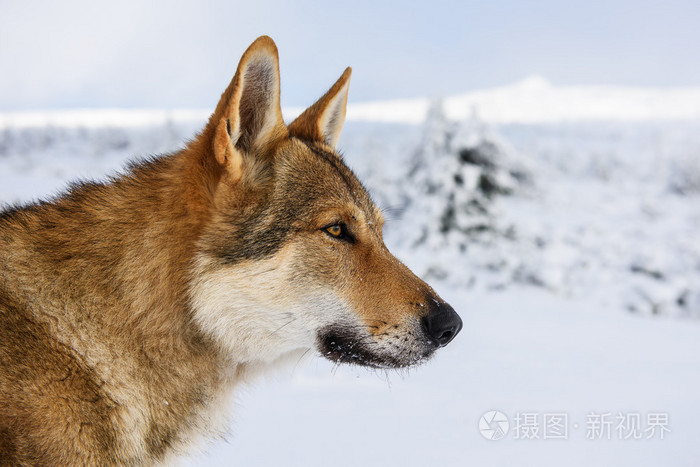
[421,301,462,348]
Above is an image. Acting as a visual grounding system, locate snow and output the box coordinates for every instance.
[1,79,699,465]
[348,76,700,124]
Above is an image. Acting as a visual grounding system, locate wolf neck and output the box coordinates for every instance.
[0,144,240,458]
[17,148,213,343]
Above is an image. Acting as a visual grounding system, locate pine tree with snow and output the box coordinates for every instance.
[402,100,529,255]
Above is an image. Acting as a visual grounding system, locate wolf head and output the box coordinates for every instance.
[189,36,461,369]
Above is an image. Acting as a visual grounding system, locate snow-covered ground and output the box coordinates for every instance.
[189,287,700,466]
[1,80,699,465]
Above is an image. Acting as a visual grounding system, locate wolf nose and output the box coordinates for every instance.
[421,302,462,347]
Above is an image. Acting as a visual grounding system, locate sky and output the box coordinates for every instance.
[1,0,699,111]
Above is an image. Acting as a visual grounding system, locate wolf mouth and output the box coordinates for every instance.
[317,325,434,369]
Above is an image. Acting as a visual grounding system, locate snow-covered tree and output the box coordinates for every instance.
[402,100,529,253]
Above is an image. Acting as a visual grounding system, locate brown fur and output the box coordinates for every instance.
[0,36,461,465]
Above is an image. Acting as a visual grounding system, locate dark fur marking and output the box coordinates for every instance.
[215,193,309,265]
[217,220,293,264]
[317,325,433,369]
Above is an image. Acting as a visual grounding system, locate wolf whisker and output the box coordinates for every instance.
[268,316,296,337]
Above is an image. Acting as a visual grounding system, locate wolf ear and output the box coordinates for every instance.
[208,36,287,177]
[288,67,351,148]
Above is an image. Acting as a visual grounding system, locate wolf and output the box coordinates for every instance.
[0,36,462,465]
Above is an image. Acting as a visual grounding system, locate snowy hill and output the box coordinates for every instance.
[349,76,700,123]
[3,76,700,129]
[1,79,699,465]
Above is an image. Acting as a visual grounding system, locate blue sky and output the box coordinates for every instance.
[1,0,698,111]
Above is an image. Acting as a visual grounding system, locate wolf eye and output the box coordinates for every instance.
[322,223,354,243]
[326,225,342,237]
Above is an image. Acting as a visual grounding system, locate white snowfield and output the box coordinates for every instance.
[1,79,699,465]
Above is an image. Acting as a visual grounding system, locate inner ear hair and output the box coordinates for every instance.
[236,56,281,152]
[288,67,352,148]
